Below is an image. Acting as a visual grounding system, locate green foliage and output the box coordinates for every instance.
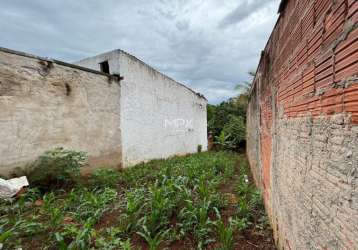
[43,192,64,227]
[208,99,247,151]
[216,219,234,250]
[234,161,267,231]
[120,239,133,250]
[236,174,263,221]
[208,99,246,137]
[65,187,117,223]
[208,71,254,151]
[90,169,120,188]
[0,151,271,249]
[26,148,87,188]
[55,219,95,250]
[178,199,216,247]
[222,116,246,148]
[0,219,45,247]
[94,228,132,250]
[120,187,147,232]
[214,131,235,150]
[235,70,255,97]
[137,225,170,250]
[229,216,249,232]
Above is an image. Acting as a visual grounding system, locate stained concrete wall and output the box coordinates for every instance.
[0,48,122,175]
[247,0,358,249]
[76,50,208,167]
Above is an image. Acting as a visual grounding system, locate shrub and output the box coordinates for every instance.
[221,116,246,149]
[214,131,235,151]
[27,148,87,188]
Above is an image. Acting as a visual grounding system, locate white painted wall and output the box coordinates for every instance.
[118,51,207,166]
[75,50,121,75]
[76,50,208,167]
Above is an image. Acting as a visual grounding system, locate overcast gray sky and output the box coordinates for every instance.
[0,0,280,104]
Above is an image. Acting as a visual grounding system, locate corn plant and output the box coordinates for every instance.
[0,222,15,245]
[197,176,210,200]
[66,187,117,223]
[0,151,272,249]
[0,219,44,247]
[216,219,234,250]
[119,239,133,250]
[138,186,172,235]
[121,188,146,232]
[55,218,95,250]
[179,199,216,247]
[137,225,170,250]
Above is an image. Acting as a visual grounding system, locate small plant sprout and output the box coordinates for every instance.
[0,151,273,249]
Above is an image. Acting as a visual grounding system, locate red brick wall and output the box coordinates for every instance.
[247,0,358,249]
[264,0,357,122]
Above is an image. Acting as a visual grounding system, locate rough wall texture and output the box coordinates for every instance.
[76,50,208,167]
[247,0,358,249]
[0,49,122,175]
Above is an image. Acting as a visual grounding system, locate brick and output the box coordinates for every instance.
[247,1,358,249]
[348,1,358,19]
[335,39,358,63]
[315,0,333,23]
[335,61,358,82]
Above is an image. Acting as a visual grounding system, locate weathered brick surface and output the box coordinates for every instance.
[272,114,358,249]
[247,0,358,249]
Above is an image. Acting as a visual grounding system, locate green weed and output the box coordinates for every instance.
[94,227,127,250]
[1,151,272,249]
[90,169,120,188]
[230,216,250,232]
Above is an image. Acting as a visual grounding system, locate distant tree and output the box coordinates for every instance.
[233,70,256,115]
[235,71,255,96]
[207,71,256,151]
